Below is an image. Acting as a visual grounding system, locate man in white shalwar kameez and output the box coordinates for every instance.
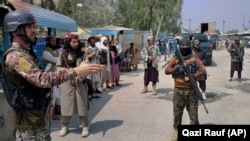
[85,37,101,93]
[98,36,112,90]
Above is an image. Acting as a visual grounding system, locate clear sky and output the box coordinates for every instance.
[182,0,250,33]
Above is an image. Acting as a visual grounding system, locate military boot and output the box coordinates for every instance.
[141,85,148,94]
[171,129,178,141]
[152,85,157,95]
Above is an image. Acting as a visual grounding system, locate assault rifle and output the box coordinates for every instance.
[175,48,209,114]
[44,63,52,132]
[231,44,243,62]
[147,45,161,67]
[161,60,169,69]
[158,60,169,71]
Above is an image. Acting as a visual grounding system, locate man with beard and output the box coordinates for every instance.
[228,37,245,82]
[56,33,91,137]
[165,38,206,141]
[2,10,103,140]
[140,36,161,95]
[43,35,61,120]
[56,37,64,53]
[123,43,133,71]
[85,36,101,99]
[99,36,112,90]
[128,42,139,70]
[43,35,60,67]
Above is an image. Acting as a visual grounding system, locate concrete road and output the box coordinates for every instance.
[50,47,250,141]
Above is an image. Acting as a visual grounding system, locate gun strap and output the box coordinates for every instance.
[146,46,150,54]
[62,54,80,93]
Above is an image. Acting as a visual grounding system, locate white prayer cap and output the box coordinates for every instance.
[97,34,103,37]
[147,36,153,40]
[100,36,107,44]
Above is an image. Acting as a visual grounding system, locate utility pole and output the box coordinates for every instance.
[223,20,225,34]
[243,14,245,32]
[188,19,191,33]
[249,21,250,30]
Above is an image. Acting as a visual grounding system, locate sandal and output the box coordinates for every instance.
[116,83,121,86]
[107,85,113,89]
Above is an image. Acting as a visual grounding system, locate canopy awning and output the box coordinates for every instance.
[90,25,134,35]
[8,0,77,32]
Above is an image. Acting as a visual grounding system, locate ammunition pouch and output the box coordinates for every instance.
[172,63,197,78]
[172,65,185,78]
[231,52,236,57]
[13,83,50,111]
[189,62,197,74]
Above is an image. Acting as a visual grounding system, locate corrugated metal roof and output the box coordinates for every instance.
[91,25,134,35]
[8,0,77,32]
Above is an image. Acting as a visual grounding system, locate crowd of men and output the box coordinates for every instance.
[1,10,246,141]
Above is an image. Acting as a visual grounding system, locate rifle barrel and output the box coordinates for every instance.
[231,45,243,62]
[176,47,209,114]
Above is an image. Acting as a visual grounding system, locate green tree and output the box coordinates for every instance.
[23,0,34,4]
[55,0,73,17]
[145,0,155,31]
[41,0,55,10]
[114,0,133,27]
[115,0,183,35]
[0,0,5,4]
[54,0,115,27]
[154,0,182,36]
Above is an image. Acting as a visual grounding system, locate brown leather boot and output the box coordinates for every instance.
[171,129,178,141]
[141,85,148,94]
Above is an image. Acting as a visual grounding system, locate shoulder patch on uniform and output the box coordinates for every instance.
[17,56,33,73]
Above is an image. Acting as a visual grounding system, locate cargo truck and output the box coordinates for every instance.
[198,22,216,34]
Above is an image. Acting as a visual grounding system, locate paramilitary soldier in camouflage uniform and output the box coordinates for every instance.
[3,10,103,141]
[165,38,206,141]
[228,37,245,82]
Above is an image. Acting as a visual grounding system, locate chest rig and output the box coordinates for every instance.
[3,47,50,111]
[172,55,198,78]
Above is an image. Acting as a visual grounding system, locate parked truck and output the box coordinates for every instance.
[198,22,216,34]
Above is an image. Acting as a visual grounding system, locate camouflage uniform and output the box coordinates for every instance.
[4,44,77,141]
[165,53,206,129]
[15,126,51,141]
